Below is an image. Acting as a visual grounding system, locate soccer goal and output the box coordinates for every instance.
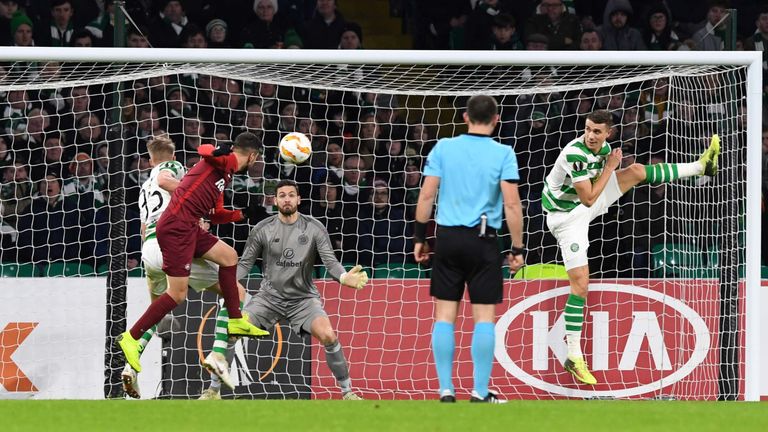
[0,48,760,401]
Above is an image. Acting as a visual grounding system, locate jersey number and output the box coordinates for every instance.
[140,190,163,220]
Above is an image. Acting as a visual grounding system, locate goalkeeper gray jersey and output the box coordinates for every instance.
[542,136,610,213]
[237,213,346,301]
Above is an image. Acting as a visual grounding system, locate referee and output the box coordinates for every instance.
[413,95,524,403]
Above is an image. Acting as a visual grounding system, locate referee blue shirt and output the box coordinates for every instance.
[423,133,519,229]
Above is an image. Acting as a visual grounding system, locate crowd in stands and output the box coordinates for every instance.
[0,0,766,276]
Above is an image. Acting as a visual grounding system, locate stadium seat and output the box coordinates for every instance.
[42,261,95,277]
[374,263,427,279]
[512,263,569,280]
[651,243,704,278]
[0,262,38,277]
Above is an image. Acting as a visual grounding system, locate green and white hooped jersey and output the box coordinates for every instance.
[542,136,610,213]
[139,160,186,239]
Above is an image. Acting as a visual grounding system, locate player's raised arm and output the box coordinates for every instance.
[198,142,239,172]
[237,224,265,280]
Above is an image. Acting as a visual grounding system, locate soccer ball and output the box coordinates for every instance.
[278,132,312,164]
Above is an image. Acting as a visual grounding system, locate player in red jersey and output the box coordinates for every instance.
[117,132,268,373]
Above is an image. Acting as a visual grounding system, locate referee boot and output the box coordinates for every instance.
[699,134,720,177]
[564,356,597,385]
[439,389,456,403]
[116,331,142,373]
[469,390,507,404]
[227,312,270,338]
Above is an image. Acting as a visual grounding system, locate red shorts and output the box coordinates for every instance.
[156,216,219,277]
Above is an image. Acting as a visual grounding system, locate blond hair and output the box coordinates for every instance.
[146,135,175,161]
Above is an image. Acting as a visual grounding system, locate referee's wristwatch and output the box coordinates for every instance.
[510,245,525,256]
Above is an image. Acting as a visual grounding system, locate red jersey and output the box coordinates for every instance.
[163,151,239,224]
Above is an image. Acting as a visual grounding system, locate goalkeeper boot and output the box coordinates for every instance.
[439,389,456,403]
[699,134,720,177]
[116,331,142,373]
[227,313,269,338]
[469,390,507,404]
[121,364,141,399]
[342,391,364,400]
[198,387,221,400]
[202,351,234,390]
[564,356,597,385]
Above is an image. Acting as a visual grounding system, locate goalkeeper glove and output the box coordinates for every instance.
[340,265,368,290]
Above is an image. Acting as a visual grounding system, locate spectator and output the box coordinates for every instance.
[526,32,549,50]
[312,141,344,185]
[0,162,34,223]
[0,136,12,170]
[126,25,150,48]
[579,27,602,50]
[124,154,150,209]
[302,0,346,49]
[1,90,29,143]
[374,138,407,186]
[641,77,672,125]
[37,0,75,47]
[0,0,18,46]
[406,122,436,159]
[59,85,90,139]
[526,0,581,50]
[341,154,371,216]
[310,181,345,254]
[24,107,50,157]
[93,141,108,188]
[489,13,523,50]
[599,0,646,50]
[62,152,105,208]
[357,178,411,267]
[73,112,105,156]
[691,0,728,51]
[150,0,188,48]
[643,2,680,50]
[464,0,510,49]
[70,28,94,47]
[85,0,117,45]
[205,18,230,48]
[180,23,207,48]
[241,0,302,49]
[15,174,81,264]
[403,162,421,220]
[177,116,205,163]
[745,5,768,72]
[10,10,33,46]
[338,21,362,49]
[30,131,69,181]
[409,0,471,50]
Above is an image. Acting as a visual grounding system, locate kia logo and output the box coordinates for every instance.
[495,283,710,398]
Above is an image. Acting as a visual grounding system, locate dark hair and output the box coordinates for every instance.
[276,179,299,194]
[492,13,515,29]
[51,0,72,8]
[466,95,498,125]
[586,109,614,127]
[233,131,262,152]
[180,23,205,44]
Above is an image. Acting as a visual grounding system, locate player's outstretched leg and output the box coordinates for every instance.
[644,134,720,184]
[432,321,456,402]
[227,311,270,337]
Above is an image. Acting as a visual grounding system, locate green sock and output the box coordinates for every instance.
[138,325,156,356]
[564,294,585,358]
[644,163,680,184]
[213,301,244,355]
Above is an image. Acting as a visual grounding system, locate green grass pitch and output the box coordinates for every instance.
[1,400,766,432]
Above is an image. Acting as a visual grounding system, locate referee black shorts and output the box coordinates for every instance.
[430,225,504,305]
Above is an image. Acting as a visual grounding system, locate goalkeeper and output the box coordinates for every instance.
[542,109,719,385]
[199,179,368,400]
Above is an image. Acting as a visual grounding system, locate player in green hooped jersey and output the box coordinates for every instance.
[541,109,719,385]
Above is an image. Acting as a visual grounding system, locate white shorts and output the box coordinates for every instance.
[142,238,220,296]
[546,172,623,271]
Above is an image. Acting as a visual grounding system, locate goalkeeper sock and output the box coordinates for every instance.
[324,340,352,394]
[471,322,495,399]
[432,321,455,394]
[137,325,157,356]
[645,162,701,184]
[564,294,586,359]
[218,265,242,319]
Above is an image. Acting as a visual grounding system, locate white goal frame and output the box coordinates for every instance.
[0,47,759,401]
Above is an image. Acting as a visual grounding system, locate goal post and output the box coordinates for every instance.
[0,48,760,401]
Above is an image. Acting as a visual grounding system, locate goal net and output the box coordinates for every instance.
[0,49,760,401]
